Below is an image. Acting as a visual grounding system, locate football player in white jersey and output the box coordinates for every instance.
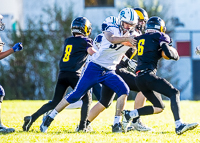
[40,8,138,133]
[85,9,152,133]
[0,14,23,133]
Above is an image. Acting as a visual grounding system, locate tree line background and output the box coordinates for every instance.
[0,0,188,100]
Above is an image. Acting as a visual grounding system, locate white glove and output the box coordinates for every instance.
[128,59,137,72]
[195,46,200,55]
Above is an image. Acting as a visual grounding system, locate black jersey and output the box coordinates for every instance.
[135,32,170,72]
[59,36,93,74]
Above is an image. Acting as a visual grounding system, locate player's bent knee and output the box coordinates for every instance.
[170,89,180,102]
[99,100,112,108]
[154,107,163,113]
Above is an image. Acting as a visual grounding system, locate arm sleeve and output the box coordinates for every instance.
[161,43,179,60]
[86,38,93,49]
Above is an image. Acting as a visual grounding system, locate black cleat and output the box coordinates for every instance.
[40,115,54,133]
[176,122,198,135]
[75,125,93,132]
[22,116,33,131]
[112,123,122,133]
[0,125,15,133]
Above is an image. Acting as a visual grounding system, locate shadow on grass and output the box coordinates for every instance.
[16,128,200,135]
[17,129,119,135]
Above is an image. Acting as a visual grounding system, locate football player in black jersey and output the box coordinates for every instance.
[22,16,96,132]
[0,14,23,133]
[121,16,199,135]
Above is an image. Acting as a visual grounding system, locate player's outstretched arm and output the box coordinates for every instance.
[104,31,136,45]
[0,42,23,60]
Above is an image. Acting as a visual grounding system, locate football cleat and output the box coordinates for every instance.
[112,123,122,133]
[75,124,93,132]
[129,119,153,132]
[127,126,135,132]
[22,116,33,131]
[121,110,134,133]
[40,115,54,133]
[176,122,199,135]
[0,125,15,133]
[42,110,52,122]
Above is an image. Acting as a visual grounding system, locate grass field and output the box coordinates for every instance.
[0,100,200,143]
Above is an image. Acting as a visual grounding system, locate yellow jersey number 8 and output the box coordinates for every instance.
[63,45,72,62]
[138,39,145,56]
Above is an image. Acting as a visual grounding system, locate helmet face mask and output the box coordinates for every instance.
[118,8,138,34]
[71,17,92,37]
[120,21,136,33]
[0,14,5,31]
[145,16,166,33]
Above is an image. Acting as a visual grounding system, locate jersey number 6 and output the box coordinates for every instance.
[63,45,72,62]
[138,39,145,56]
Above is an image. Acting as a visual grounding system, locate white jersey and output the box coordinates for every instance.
[86,33,103,63]
[91,24,139,70]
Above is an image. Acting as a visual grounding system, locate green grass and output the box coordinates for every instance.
[1,100,200,143]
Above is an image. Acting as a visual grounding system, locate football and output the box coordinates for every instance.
[162,46,178,60]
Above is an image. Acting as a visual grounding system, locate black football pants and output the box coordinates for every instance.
[31,71,92,129]
[135,71,180,121]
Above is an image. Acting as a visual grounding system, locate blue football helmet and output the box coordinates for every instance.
[101,16,118,32]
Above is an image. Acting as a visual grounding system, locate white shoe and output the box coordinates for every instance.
[176,122,198,135]
[40,116,54,133]
[130,119,153,132]
[121,110,134,133]
[42,110,52,122]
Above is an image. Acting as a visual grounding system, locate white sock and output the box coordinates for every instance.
[175,119,183,128]
[49,109,58,119]
[113,116,121,125]
[130,109,139,118]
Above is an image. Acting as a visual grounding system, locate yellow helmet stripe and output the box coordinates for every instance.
[135,10,144,20]
[84,20,89,36]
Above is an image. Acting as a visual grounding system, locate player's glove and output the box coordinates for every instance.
[128,59,137,72]
[195,46,200,55]
[12,42,23,52]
